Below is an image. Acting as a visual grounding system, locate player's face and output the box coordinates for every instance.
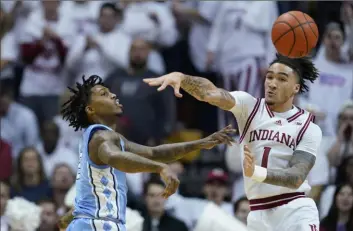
[264,63,300,106]
[86,85,123,118]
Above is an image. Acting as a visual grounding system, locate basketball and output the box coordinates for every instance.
[271,11,319,58]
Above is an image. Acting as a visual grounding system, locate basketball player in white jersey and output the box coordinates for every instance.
[144,54,322,231]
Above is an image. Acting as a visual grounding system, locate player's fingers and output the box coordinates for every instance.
[244,145,251,153]
[157,81,169,91]
[217,134,233,145]
[174,82,183,98]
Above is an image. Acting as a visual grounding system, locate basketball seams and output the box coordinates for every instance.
[273,21,293,44]
[287,12,308,56]
[273,21,316,45]
[302,13,317,38]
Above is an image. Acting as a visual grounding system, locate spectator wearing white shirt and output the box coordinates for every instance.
[119,0,178,48]
[0,79,39,158]
[19,0,75,121]
[299,22,353,136]
[60,0,101,36]
[65,2,130,84]
[36,120,78,177]
[53,89,82,153]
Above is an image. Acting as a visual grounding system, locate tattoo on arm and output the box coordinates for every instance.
[124,138,207,163]
[263,151,316,189]
[58,208,74,229]
[181,75,235,110]
[97,140,166,173]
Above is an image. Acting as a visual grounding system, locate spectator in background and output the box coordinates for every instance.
[53,89,82,153]
[233,197,250,225]
[11,147,51,203]
[299,23,353,136]
[50,164,75,216]
[0,139,12,181]
[36,120,78,177]
[203,168,233,214]
[320,184,353,231]
[340,1,353,61]
[119,0,178,48]
[61,0,101,35]
[38,198,59,231]
[19,0,74,121]
[320,156,353,219]
[66,2,131,84]
[142,178,188,231]
[0,79,39,158]
[0,180,10,231]
[327,102,353,169]
[105,38,176,145]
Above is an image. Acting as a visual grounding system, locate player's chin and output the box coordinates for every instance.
[265,97,276,106]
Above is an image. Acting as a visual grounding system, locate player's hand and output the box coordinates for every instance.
[243,145,255,177]
[202,125,237,149]
[159,166,180,198]
[143,72,184,98]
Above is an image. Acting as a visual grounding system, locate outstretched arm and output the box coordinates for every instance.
[180,74,235,110]
[122,125,235,163]
[144,72,236,111]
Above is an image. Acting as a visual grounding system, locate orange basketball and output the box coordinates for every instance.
[271,11,319,58]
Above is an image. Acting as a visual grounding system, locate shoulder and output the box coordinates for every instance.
[90,129,118,144]
[12,103,37,121]
[163,214,188,228]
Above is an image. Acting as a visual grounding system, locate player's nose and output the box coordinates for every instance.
[110,93,116,100]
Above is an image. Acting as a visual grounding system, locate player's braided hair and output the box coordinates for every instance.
[270,53,319,93]
[61,75,104,131]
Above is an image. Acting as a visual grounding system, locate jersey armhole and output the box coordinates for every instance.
[85,126,110,169]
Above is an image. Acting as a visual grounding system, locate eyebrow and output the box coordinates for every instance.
[267,71,289,77]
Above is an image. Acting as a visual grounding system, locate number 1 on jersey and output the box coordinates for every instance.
[261,147,271,168]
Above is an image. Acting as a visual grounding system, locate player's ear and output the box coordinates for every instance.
[293,84,300,94]
[85,105,94,116]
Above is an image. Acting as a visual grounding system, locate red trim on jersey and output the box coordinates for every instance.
[296,113,314,145]
[239,99,261,143]
[265,103,274,118]
[249,192,305,211]
[287,108,305,122]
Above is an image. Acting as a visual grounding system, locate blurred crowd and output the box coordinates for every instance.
[0,1,352,231]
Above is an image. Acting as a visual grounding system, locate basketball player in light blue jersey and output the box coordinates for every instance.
[58,75,236,231]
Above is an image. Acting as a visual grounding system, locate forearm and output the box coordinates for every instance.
[58,208,74,229]
[253,151,315,189]
[263,167,307,189]
[100,150,166,174]
[151,139,207,163]
[180,74,235,110]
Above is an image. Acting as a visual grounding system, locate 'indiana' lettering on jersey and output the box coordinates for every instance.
[248,129,296,150]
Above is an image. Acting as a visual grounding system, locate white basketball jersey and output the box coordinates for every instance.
[229,91,322,200]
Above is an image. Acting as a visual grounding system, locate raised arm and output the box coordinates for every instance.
[122,125,235,163]
[144,72,235,110]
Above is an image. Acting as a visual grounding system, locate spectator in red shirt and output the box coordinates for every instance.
[0,139,12,181]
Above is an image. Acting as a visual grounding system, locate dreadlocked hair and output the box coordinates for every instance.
[270,53,319,93]
[61,75,104,131]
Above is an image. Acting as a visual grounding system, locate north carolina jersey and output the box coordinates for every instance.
[73,124,128,231]
[228,91,322,200]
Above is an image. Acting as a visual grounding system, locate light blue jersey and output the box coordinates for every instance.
[69,124,127,231]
